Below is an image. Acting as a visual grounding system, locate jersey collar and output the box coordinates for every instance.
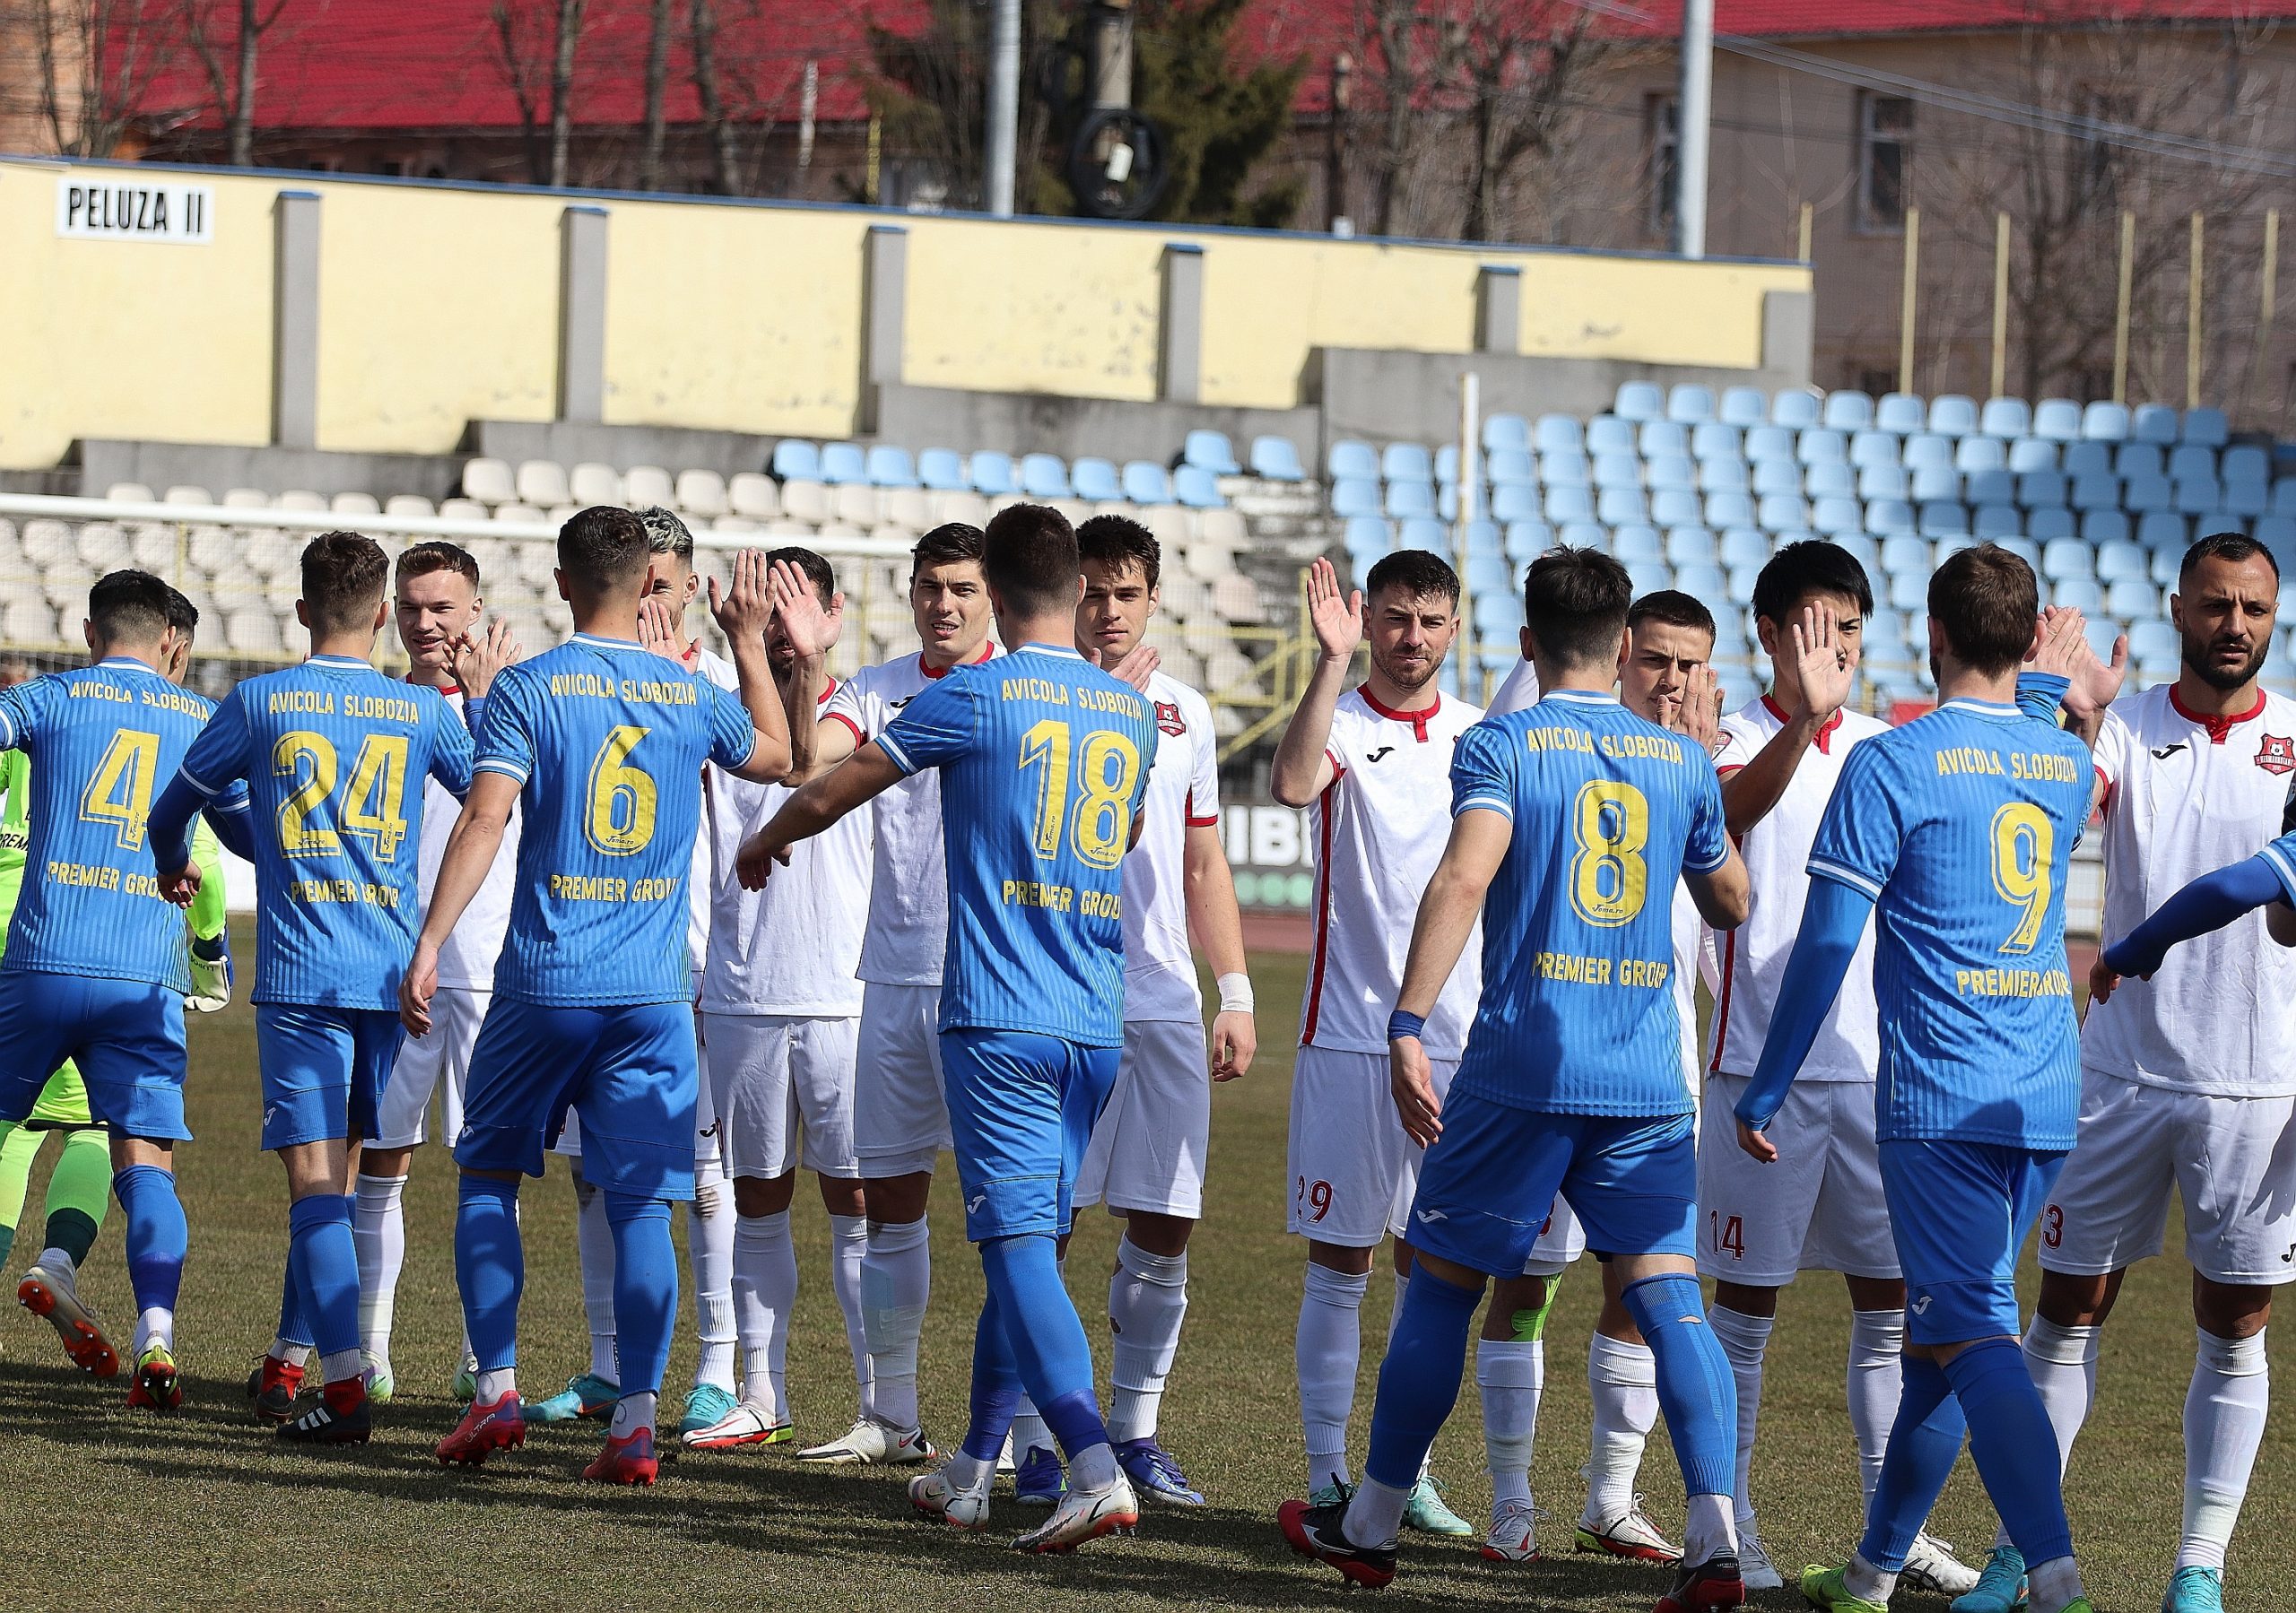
[918,641,996,680]
[95,656,151,672]
[1762,692,1845,752]
[2169,682,2266,744]
[1013,642,1085,660]
[308,655,373,671]
[1360,684,1441,742]
[1939,697,2019,716]
[570,631,640,650]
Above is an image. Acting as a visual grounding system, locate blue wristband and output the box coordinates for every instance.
[1387,1010,1427,1042]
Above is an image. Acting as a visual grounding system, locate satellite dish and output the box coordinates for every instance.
[1067,107,1167,220]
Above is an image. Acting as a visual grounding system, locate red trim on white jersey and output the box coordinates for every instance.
[1358,686,1441,742]
[919,642,996,681]
[1761,693,1844,753]
[1707,926,1738,1073]
[823,710,866,744]
[2169,683,2267,744]
[1300,775,1341,1045]
[1183,786,1218,828]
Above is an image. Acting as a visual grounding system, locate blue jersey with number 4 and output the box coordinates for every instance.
[0,658,247,993]
[1806,697,2091,1149]
[178,655,473,1008]
[1450,690,1728,1117]
[877,644,1158,1047]
[475,633,756,1007]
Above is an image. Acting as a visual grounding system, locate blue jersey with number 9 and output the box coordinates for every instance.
[877,644,1158,1047]
[474,633,756,1006]
[1450,689,1729,1119]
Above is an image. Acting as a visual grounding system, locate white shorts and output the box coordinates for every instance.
[374,986,487,1149]
[1288,1045,1456,1248]
[702,1011,861,1182]
[1075,1018,1212,1218]
[2039,1066,2296,1288]
[1696,1073,1900,1283]
[853,980,949,1177]
[1522,1194,1587,1279]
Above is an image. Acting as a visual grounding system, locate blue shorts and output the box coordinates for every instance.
[1405,1092,1697,1276]
[940,1029,1119,1244]
[0,969,187,1142]
[254,1004,402,1150]
[455,998,699,1201]
[1880,1137,2068,1346]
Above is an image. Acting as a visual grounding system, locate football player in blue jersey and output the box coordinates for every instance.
[151,532,489,1445]
[407,508,791,1485]
[1278,545,1753,1609]
[740,502,1159,1553]
[0,569,255,1413]
[1739,544,2098,1613]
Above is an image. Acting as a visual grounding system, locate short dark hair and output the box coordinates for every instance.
[1365,549,1460,609]
[558,505,651,595]
[1076,514,1161,591]
[911,522,986,577]
[1523,545,1633,669]
[1629,589,1717,639]
[2181,529,2280,585]
[983,503,1080,619]
[1752,538,1874,626]
[300,531,391,636]
[638,506,696,566]
[396,540,482,589]
[161,584,198,639]
[767,545,836,608]
[1928,542,2039,676]
[86,569,176,647]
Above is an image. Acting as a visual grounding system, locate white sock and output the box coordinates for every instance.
[826,1211,873,1416]
[1343,1475,1410,1548]
[574,1175,619,1383]
[731,1210,796,1420]
[475,1366,517,1403]
[1070,1441,1120,1493]
[1011,1396,1053,1458]
[1846,1548,1898,1603]
[689,1165,737,1394]
[1477,1336,1544,1513]
[1298,1263,1369,1491]
[2027,1554,2086,1613]
[1683,1492,1738,1563]
[1586,1331,1659,1523]
[353,1171,408,1366]
[944,1450,994,1494]
[2022,1315,2098,1472]
[134,1306,172,1356]
[609,1389,658,1439]
[860,1216,930,1432]
[2178,1326,2269,1573]
[1848,1309,1906,1502]
[1387,1267,1411,1346]
[1708,1305,1772,1527]
[1108,1236,1188,1444]
[318,1346,364,1387]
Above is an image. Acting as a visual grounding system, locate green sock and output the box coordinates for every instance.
[0,1118,44,1269]
[40,1126,112,1268]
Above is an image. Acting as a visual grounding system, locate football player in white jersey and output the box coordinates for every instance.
[2002,533,2287,1613]
[775,522,999,1464]
[1270,551,1493,1539]
[1698,541,1973,1596]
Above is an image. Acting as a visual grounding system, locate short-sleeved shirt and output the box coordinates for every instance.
[2083,685,2296,1097]
[1122,672,1222,1024]
[1707,697,1887,1082]
[823,644,1001,988]
[474,633,756,1007]
[877,643,1157,1047]
[1805,698,2092,1149]
[178,655,474,1009]
[0,659,247,993]
[413,685,521,993]
[1301,688,1486,1060]
[1451,689,1729,1117]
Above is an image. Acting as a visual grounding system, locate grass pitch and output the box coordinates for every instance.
[0,934,2283,1609]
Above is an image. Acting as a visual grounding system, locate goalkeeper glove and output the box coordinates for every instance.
[187,930,232,1013]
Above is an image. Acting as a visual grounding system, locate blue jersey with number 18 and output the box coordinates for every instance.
[474,633,756,1007]
[1449,689,1729,1118]
[1805,697,2092,1150]
[877,644,1158,1047]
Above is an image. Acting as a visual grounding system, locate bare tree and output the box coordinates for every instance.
[489,0,586,186]
[548,0,585,188]
[687,0,742,194]
[186,0,291,166]
[5,0,189,158]
[639,0,671,190]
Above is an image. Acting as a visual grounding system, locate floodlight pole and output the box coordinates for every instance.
[1674,0,1713,259]
[987,0,1022,216]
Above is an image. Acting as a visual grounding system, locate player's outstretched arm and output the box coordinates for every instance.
[1734,872,1872,1161]
[709,551,795,784]
[1683,841,1752,929]
[1269,558,1360,807]
[1183,821,1256,1080]
[1722,601,1849,836]
[738,741,904,889]
[1387,808,1511,1146]
[402,772,518,1036]
[2092,850,2292,1001]
[2025,603,2124,750]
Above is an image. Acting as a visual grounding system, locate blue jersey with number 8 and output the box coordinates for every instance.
[877,644,1158,1047]
[1805,697,2092,1149]
[474,633,755,1007]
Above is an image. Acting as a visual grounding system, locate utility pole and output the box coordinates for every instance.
[1327,53,1352,235]
[1674,0,1712,258]
[985,0,1021,215]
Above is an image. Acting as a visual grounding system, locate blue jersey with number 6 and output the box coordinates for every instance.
[1805,697,2091,1149]
[877,644,1158,1047]
[474,633,755,1007]
[1450,689,1728,1119]
[178,655,473,1008]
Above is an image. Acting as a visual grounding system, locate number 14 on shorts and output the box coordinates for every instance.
[1709,1210,1745,1260]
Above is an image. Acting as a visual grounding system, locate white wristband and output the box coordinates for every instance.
[1215,972,1255,1015]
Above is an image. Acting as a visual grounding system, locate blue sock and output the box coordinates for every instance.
[603,1191,677,1398]
[1859,1356,1966,1571]
[112,1164,187,1321]
[455,1174,523,1375]
[961,1288,1025,1463]
[979,1234,1106,1461]
[274,1245,310,1351]
[1621,1271,1738,1500]
[1362,1262,1483,1490]
[287,1193,361,1366]
[1943,1337,2074,1566]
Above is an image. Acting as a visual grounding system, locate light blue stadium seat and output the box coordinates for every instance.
[1996,535,2042,568]
[1434,445,1463,487]
[2256,515,2296,569]
[1172,464,1224,508]
[1343,516,1392,559]
[1640,421,1691,459]
[1540,449,1590,488]
[2131,403,2180,445]
[1386,480,1436,519]
[1021,452,1074,499]
[1752,459,1803,497]
[1850,430,1900,469]
[1832,533,1882,572]
[1648,455,1698,493]
[1465,551,1511,594]
[1250,436,1307,481]
[772,438,822,481]
[1705,490,1756,528]
[1726,564,1761,606]
[1954,435,2008,473]
[2052,576,2103,611]
[2183,406,2230,447]
[1744,424,1796,462]
[2223,445,2271,486]
[1797,427,1848,465]
[2168,443,2217,481]
[2081,401,2131,441]
[2135,510,2187,551]
[1330,476,1380,518]
[2033,399,2083,442]
[1875,393,1926,434]
[1676,562,1728,600]
[1701,458,1752,493]
[1488,449,1535,487]
[1613,525,1664,562]
[2061,441,2112,480]
[1560,520,1608,551]
[1880,533,1929,575]
[2017,470,2067,508]
[2096,541,2147,582]
[1599,487,1650,525]
[1859,464,1911,501]
[2084,618,2128,664]
[1587,416,1636,456]
[2225,481,2270,518]
[1483,413,1532,454]
[1806,461,1857,499]
[1615,381,1665,421]
[2119,475,2170,514]
[1823,391,1875,432]
[1980,396,2032,438]
[1069,457,1121,501]
[1545,486,1596,524]
[1666,525,1718,565]
[1720,527,1770,568]
[1866,499,1917,535]
[1904,434,1954,473]
[1626,560,1673,596]
[2114,443,2164,480]
[1666,385,1716,423]
[1691,421,1743,461]
[1927,395,1979,438]
[866,444,919,487]
[1382,442,1432,484]
[1593,452,1642,490]
[1720,386,1769,427]
[2041,537,2093,580]
[1651,488,1703,527]
[1184,429,1239,475]
[1473,592,1519,638]
[2080,509,2131,545]
[2197,512,2248,538]
[1864,606,1908,647]
[1771,391,1822,429]
[918,448,969,491]
[1934,536,1978,565]
[2007,437,2057,473]
[2175,477,2222,516]
[2106,578,2158,619]
[2129,618,2181,660]
[1122,461,1173,504]
[1504,520,1553,562]
[1965,468,2015,506]
[1909,464,1961,503]
[1327,439,1379,481]
[970,450,1018,496]
[1534,414,1584,454]
[1972,504,2023,539]
[1490,482,1541,524]
[1813,497,1863,537]
[1757,493,1809,532]
[2274,480,2296,518]
[1920,501,1971,537]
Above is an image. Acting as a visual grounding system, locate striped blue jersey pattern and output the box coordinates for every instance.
[877,644,1159,1047]
[475,633,755,1006]
[0,658,247,993]
[1806,698,2092,1149]
[1450,689,1728,1117]
[178,656,474,1008]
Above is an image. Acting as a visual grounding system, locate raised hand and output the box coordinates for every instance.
[767,558,840,658]
[449,615,522,699]
[1789,600,1852,723]
[1305,556,1363,663]
[710,549,775,646]
[1676,661,1724,755]
[1110,641,1161,691]
[2029,604,2126,721]
[637,594,684,662]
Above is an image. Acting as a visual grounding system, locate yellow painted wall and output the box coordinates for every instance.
[903,217,1166,402]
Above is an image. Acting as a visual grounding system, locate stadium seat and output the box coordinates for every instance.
[2040,537,2093,581]
[1639,421,1690,460]
[1919,501,1971,537]
[1665,384,1716,423]
[1533,414,1584,454]
[1771,391,1822,429]
[1676,562,1728,600]
[1665,526,1718,566]
[1648,455,1697,495]
[1068,458,1121,502]
[1482,482,1534,525]
[2032,399,2083,442]
[813,442,865,486]
[1649,488,1701,528]
[2124,475,2172,514]
[1381,442,1433,485]
[1487,449,1535,487]
[880,488,932,531]
[2133,509,2186,551]
[558,462,616,506]
[865,446,919,489]
[1979,396,2032,439]
[1173,465,1224,509]
[2183,406,2230,447]
[1849,430,1899,470]
[1504,520,1553,562]
[2223,481,2268,518]
[2096,540,2148,582]
[1754,494,1807,533]
[1483,413,1531,454]
[1832,533,1882,572]
[1858,464,1910,502]
[1540,485,1592,525]
[1719,527,1770,568]
[1805,462,1857,500]
[1606,525,1659,563]
[2222,445,2270,487]
[2166,443,2216,484]
[1752,460,1802,499]
[1684,421,1736,463]
[1328,477,1380,520]
[2175,477,2222,516]
[1613,381,1664,421]
[969,451,1018,496]
[1866,499,1916,536]
[1589,454,1639,493]
[1721,564,1757,606]
[459,459,516,506]
[727,473,778,519]
[2113,443,2164,481]
[770,439,822,483]
[1598,488,1650,525]
[329,490,381,516]
[1396,516,1446,553]
[2257,515,2296,569]
[1964,501,2021,539]
[1387,480,1437,520]
[1181,429,1239,475]
[1740,424,1792,464]
[2007,438,2057,473]
[1822,392,1874,432]
[2052,576,2103,611]
[1879,533,1929,574]
[613,466,665,508]
[1874,392,1926,435]
[1705,491,1756,529]
[1540,449,1590,489]
[1586,417,1636,457]
[2080,509,2132,545]
[2017,471,2068,508]
[1810,497,1862,537]
[1121,462,1173,505]
[1927,395,1979,438]
[1952,435,2007,474]
[2131,403,2180,445]
[2081,401,2131,441]
[1797,428,1848,465]
[1326,440,1378,482]
[1901,435,1953,476]
[915,449,968,491]
[675,469,729,518]
[2060,441,2112,481]
[1016,453,1070,499]
[2105,577,2158,619]
[1963,468,2014,507]
[1909,464,1961,504]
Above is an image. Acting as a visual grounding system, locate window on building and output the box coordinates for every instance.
[1857,92,1914,233]
[1647,94,1679,238]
